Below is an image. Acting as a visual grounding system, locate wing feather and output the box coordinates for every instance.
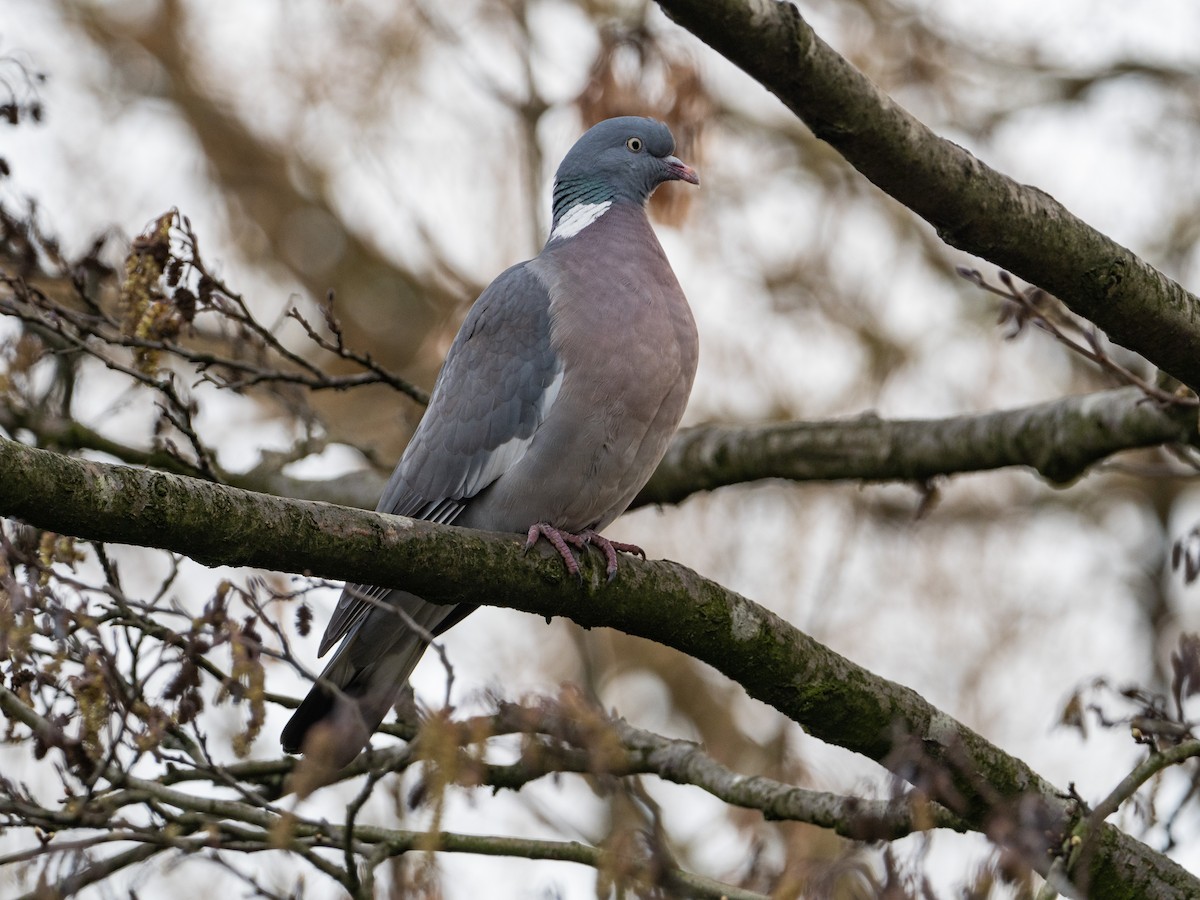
[318,263,561,655]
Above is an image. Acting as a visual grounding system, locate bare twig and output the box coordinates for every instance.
[958,267,1198,408]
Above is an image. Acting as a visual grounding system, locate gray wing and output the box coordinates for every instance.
[318,262,562,655]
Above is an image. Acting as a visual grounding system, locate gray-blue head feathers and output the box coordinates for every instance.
[551,117,699,227]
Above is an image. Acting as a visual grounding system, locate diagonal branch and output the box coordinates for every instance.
[653,0,1200,392]
[0,435,1194,895]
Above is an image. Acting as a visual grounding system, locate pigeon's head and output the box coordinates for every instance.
[552,117,698,220]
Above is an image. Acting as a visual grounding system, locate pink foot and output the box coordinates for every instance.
[581,529,645,581]
[524,523,645,581]
[525,523,588,578]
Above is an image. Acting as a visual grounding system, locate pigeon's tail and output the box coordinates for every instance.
[281,589,475,775]
[281,630,427,771]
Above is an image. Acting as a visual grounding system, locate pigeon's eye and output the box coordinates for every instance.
[626,137,643,153]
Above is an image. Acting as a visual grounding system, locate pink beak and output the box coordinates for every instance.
[664,155,700,186]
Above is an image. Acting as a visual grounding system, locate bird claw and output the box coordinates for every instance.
[525,523,644,581]
[525,523,584,579]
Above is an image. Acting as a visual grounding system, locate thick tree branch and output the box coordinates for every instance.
[6,385,1189,513]
[653,0,1200,392]
[634,386,1196,506]
[0,436,1195,895]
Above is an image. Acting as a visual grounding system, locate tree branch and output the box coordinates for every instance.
[0,435,1194,895]
[475,700,967,841]
[634,386,1196,506]
[7,384,1189,514]
[653,0,1200,392]
[0,749,767,900]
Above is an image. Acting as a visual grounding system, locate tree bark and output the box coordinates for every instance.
[0,434,1194,895]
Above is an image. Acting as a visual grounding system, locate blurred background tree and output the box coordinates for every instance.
[4,0,1200,897]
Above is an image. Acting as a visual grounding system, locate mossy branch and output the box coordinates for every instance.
[0,434,1195,895]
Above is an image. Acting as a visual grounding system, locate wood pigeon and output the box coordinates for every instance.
[281,116,700,773]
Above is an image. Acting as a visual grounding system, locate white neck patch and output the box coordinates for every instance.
[549,201,612,242]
